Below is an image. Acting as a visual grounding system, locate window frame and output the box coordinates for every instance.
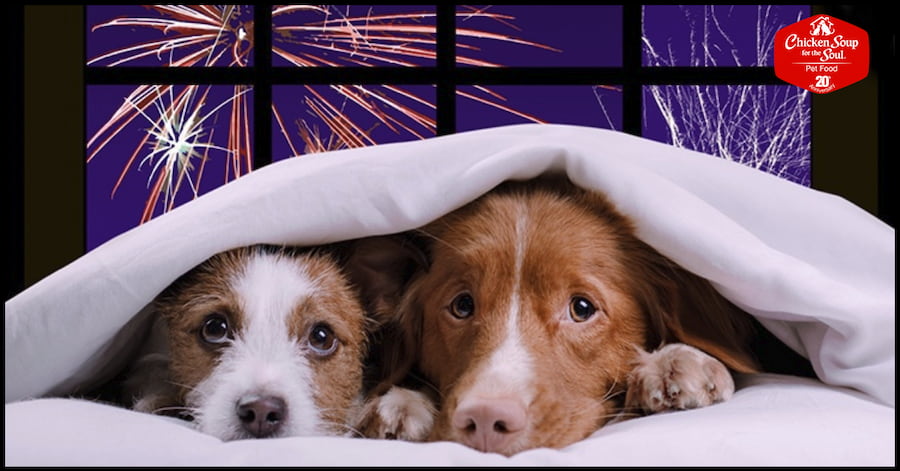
[12,4,891,297]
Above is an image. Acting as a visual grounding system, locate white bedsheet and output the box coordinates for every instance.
[4,124,894,466]
[4,375,893,466]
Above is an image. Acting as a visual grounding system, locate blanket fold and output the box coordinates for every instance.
[5,124,894,407]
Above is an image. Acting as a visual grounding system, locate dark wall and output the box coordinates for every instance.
[19,6,84,294]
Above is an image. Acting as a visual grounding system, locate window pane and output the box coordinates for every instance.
[87,5,254,67]
[272,85,436,159]
[87,84,254,250]
[458,5,622,67]
[457,85,622,132]
[643,84,810,186]
[272,5,436,67]
[642,5,811,67]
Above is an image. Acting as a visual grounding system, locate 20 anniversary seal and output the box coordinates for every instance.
[774,15,870,94]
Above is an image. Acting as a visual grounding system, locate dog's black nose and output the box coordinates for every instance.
[236,396,287,438]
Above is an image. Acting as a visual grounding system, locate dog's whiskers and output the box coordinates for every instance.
[412,228,465,257]
[315,408,365,437]
[599,380,626,403]
[151,404,196,418]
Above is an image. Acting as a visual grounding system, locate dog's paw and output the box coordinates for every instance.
[357,386,436,441]
[625,343,734,414]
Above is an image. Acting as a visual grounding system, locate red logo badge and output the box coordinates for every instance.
[774,15,870,94]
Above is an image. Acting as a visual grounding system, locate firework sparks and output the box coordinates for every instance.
[592,85,621,130]
[90,84,252,224]
[132,85,251,213]
[87,5,569,230]
[275,84,436,156]
[271,5,563,157]
[87,6,255,227]
[88,5,253,67]
[271,5,559,67]
[642,5,811,185]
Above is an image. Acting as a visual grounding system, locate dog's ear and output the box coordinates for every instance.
[634,246,760,374]
[340,234,430,394]
[341,234,429,326]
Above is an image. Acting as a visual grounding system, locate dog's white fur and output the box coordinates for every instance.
[626,344,734,413]
[123,246,369,441]
[368,387,436,441]
[187,253,324,439]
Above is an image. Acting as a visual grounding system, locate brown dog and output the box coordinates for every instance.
[350,176,782,455]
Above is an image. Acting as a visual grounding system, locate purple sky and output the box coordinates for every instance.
[640,5,812,186]
[86,85,253,250]
[457,5,621,67]
[642,5,810,66]
[642,84,810,186]
[87,5,254,67]
[272,84,436,160]
[85,4,813,250]
[272,5,436,67]
[457,85,621,132]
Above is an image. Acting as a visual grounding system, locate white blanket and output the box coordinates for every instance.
[5,124,894,465]
[4,374,893,466]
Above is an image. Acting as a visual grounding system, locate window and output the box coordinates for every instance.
[642,5,811,185]
[84,4,812,251]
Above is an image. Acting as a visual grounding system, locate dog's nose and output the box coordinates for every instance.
[452,397,527,453]
[236,396,287,438]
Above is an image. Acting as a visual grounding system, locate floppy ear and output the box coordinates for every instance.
[342,235,428,324]
[340,234,430,394]
[634,245,760,374]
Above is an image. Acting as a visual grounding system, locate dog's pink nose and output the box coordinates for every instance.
[236,396,287,438]
[452,397,527,453]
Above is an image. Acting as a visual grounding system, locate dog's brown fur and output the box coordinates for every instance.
[121,246,372,439]
[352,176,764,455]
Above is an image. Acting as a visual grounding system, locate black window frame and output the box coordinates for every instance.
[83,5,789,169]
[11,4,893,299]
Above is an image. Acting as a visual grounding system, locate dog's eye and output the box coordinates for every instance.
[450,293,475,319]
[569,296,598,322]
[200,314,231,344]
[308,323,338,356]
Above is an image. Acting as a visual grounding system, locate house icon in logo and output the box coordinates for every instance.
[810,16,835,36]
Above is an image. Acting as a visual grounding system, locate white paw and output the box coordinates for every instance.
[360,387,436,441]
[626,343,734,413]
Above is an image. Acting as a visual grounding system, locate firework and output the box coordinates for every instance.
[270,5,570,158]
[456,85,622,133]
[87,5,562,209]
[89,84,253,225]
[87,5,593,249]
[273,84,436,157]
[87,5,257,233]
[88,5,254,67]
[642,5,811,185]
